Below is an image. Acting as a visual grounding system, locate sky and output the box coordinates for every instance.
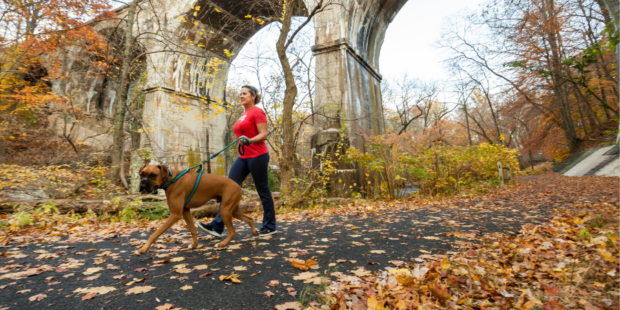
[379,0,486,82]
[229,0,487,87]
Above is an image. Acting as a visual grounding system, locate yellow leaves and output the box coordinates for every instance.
[219,272,242,283]
[367,296,378,309]
[440,257,451,270]
[178,16,187,23]
[215,9,221,13]
[597,248,615,262]
[224,49,234,57]
[245,14,252,18]
[289,258,317,271]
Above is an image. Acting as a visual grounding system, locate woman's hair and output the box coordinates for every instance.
[242,85,261,104]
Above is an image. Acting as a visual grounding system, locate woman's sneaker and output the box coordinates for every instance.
[198,222,222,238]
[259,227,277,236]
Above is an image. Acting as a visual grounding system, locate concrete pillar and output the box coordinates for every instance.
[136,0,239,175]
[309,0,407,196]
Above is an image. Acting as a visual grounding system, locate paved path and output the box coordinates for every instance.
[0,174,616,310]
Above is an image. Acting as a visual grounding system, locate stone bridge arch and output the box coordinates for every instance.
[55,0,410,195]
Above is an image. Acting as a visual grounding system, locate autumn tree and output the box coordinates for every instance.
[440,0,618,159]
[0,0,114,162]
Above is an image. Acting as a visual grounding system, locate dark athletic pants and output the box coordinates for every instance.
[209,153,276,233]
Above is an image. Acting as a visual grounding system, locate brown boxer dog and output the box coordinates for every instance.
[134,164,258,255]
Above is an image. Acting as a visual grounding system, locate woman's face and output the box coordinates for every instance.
[240,87,256,107]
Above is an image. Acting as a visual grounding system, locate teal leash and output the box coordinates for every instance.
[161,137,251,207]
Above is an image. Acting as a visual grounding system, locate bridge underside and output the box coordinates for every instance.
[52,0,408,196]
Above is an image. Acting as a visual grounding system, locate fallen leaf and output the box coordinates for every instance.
[293,272,318,281]
[82,267,103,275]
[180,285,192,290]
[74,286,117,295]
[351,268,372,277]
[125,286,155,295]
[219,272,242,283]
[286,287,297,296]
[264,291,275,297]
[199,272,213,278]
[274,301,301,310]
[155,303,175,310]
[28,293,47,301]
[170,257,185,262]
[269,280,280,286]
[175,268,192,274]
[194,265,208,270]
[233,266,247,271]
[81,293,97,301]
[370,250,385,254]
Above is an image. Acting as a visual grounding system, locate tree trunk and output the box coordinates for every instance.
[275,0,298,197]
[110,0,138,183]
[542,0,580,152]
[463,104,472,146]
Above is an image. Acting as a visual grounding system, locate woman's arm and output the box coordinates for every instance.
[252,122,268,143]
[239,122,268,144]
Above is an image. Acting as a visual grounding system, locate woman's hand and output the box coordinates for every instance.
[238,136,251,145]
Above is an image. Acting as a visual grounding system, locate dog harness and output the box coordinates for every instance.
[159,137,250,207]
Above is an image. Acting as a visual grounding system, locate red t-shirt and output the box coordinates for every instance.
[233,106,269,159]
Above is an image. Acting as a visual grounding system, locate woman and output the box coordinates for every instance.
[198,85,277,237]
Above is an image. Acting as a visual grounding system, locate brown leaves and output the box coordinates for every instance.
[288,258,317,271]
[269,280,280,286]
[429,280,451,303]
[541,282,559,296]
[81,293,97,301]
[198,272,212,278]
[286,287,297,296]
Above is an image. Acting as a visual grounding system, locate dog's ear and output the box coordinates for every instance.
[157,165,168,184]
[138,163,147,175]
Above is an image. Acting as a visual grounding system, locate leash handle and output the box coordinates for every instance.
[202,137,252,165]
[238,137,250,156]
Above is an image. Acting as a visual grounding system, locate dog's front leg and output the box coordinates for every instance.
[182,208,198,250]
[136,204,182,255]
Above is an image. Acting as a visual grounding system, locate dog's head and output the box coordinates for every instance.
[138,164,169,194]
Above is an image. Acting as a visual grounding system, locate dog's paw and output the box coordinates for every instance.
[133,250,142,256]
